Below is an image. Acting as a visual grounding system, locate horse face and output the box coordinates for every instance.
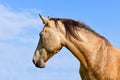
[33,15,62,68]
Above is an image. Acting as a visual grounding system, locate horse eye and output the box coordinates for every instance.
[40,32,45,38]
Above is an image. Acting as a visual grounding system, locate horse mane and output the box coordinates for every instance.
[50,18,110,45]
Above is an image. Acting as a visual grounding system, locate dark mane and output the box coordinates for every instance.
[50,18,110,45]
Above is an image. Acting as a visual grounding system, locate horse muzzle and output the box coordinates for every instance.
[33,59,46,68]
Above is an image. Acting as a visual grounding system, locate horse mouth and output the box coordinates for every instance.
[33,59,46,68]
[35,63,46,68]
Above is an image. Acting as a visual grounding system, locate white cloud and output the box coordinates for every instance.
[0,4,41,40]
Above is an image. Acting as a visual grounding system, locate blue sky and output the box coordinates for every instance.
[0,0,120,80]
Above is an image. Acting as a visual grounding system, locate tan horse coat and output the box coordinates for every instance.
[33,15,120,80]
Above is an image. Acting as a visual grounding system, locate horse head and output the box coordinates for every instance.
[33,14,65,68]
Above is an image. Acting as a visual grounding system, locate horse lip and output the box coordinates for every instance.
[35,63,46,68]
[33,60,46,68]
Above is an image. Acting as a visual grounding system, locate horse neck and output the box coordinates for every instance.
[64,29,110,69]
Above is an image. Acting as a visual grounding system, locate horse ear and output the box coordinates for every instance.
[39,14,48,24]
[48,16,50,19]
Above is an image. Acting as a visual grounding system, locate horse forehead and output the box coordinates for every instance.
[46,20,56,27]
[50,20,56,25]
[41,20,64,35]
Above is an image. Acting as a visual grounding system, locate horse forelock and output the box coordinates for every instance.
[50,18,110,45]
[49,18,83,40]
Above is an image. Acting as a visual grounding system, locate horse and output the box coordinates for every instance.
[33,14,120,80]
